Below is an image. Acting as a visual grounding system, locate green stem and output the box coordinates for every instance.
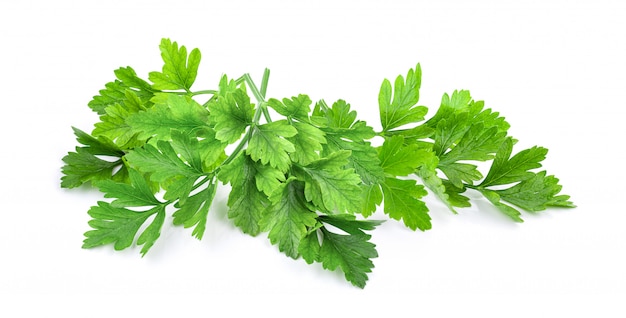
[262,106,272,123]
[192,89,218,96]
[218,95,266,168]
[259,69,272,122]
[157,89,216,96]
[215,69,273,168]
[465,184,482,191]
[260,68,270,98]
[220,130,252,168]
[193,175,212,191]
[243,73,266,104]
[202,95,217,108]
[318,99,330,111]
[162,175,212,206]
[235,75,246,86]
[160,90,190,95]
[243,73,273,123]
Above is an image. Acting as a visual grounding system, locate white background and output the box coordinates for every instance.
[1,0,625,316]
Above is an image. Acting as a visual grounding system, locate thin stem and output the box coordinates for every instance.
[156,89,216,96]
[465,184,482,191]
[192,175,212,192]
[259,69,272,123]
[161,175,212,205]
[217,69,274,168]
[260,68,270,98]
[219,129,253,168]
[244,72,273,123]
[192,89,218,96]
[218,95,266,168]
[261,106,272,123]
[159,91,189,95]
[243,73,266,105]
[202,95,217,108]
[318,99,330,111]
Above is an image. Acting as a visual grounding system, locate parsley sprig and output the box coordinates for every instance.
[61,38,574,288]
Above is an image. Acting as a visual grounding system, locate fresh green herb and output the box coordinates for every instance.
[61,38,575,288]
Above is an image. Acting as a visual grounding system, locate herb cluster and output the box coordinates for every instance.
[61,39,574,288]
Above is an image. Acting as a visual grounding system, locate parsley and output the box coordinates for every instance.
[61,38,575,288]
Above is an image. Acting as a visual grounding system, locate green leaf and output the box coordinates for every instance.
[318,227,378,289]
[253,162,286,197]
[314,100,376,140]
[288,121,326,165]
[381,124,435,143]
[126,140,203,183]
[217,154,244,186]
[217,74,238,96]
[89,80,127,115]
[167,129,222,203]
[261,178,318,258]
[61,128,127,188]
[360,183,383,217]
[416,164,452,208]
[148,38,201,91]
[92,90,146,148]
[208,89,255,144]
[170,130,204,172]
[469,102,510,133]
[439,123,507,165]
[426,91,514,191]
[172,182,217,240]
[195,128,228,170]
[345,142,385,185]
[299,226,322,264]
[442,180,471,208]
[72,127,124,156]
[96,169,161,207]
[299,214,382,288]
[379,63,427,131]
[480,137,548,187]
[125,139,204,202]
[88,66,155,115]
[61,148,125,188]
[432,112,472,157]
[426,90,473,127]
[246,120,297,172]
[225,183,267,236]
[267,94,312,121]
[475,137,574,219]
[126,94,210,141]
[429,92,510,174]
[218,155,269,236]
[495,171,575,211]
[415,151,470,213]
[479,189,523,222]
[438,162,483,188]
[325,138,384,185]
[83,202,165,256]
[114,66,154,92]
[378,135,431,177]
[319,214,384,236]
[315,100,384,185]
[381,177,431,231]
[136,208,166,256]
[294,151,363,214]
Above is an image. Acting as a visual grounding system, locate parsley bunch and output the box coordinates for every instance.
[61,38,574,288]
